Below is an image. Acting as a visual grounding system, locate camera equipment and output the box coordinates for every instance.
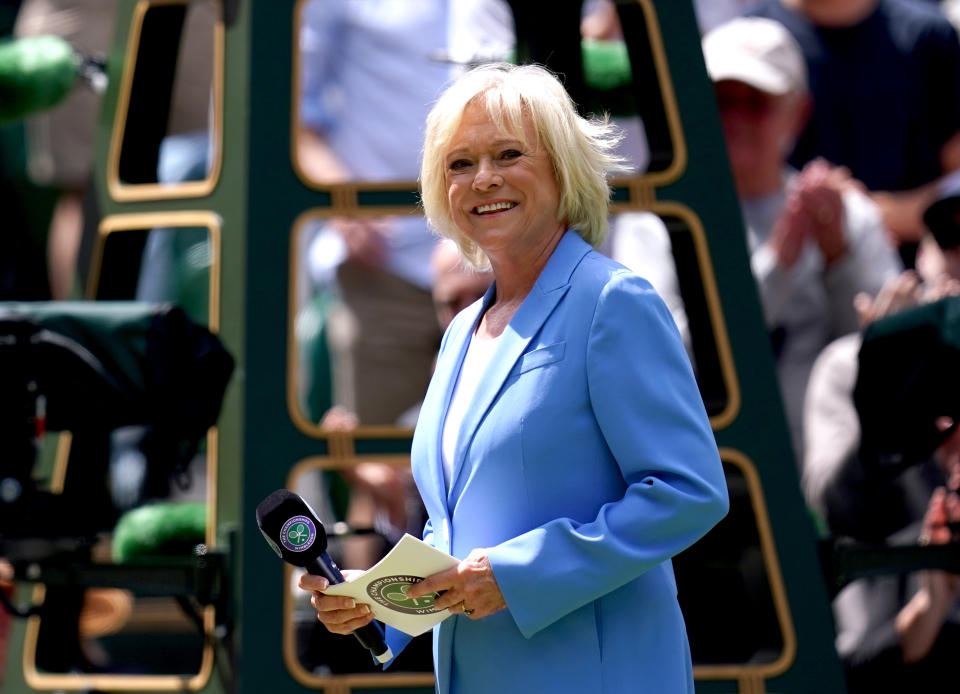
[0,301,233,603]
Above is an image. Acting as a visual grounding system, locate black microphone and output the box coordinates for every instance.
[255,489,393,663]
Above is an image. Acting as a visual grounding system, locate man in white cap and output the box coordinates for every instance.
[703,16,902,464]
[747,0,960,260]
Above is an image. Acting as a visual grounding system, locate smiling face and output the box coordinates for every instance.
[443,100,566,265]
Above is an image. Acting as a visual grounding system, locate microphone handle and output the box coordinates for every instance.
[304,551,346,584]
[305,551,392,662]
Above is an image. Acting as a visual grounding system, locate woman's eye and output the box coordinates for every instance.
[499,149,522,160]
[448,159,472,171]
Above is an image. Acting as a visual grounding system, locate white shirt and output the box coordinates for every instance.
[441,332,501,490]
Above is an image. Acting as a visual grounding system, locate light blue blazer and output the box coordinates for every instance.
[386,231,729,694]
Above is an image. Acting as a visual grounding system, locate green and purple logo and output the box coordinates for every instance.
[367,575,440,615]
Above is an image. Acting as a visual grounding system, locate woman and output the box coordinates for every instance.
[300,63,729,693]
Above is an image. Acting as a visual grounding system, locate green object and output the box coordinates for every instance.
[0,35,79,122]
[112,501,207,561]
[504,39,633,91]
[581,38,633,91]
[506,39,636,116]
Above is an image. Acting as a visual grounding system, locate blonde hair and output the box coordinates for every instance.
[420,63,629,267]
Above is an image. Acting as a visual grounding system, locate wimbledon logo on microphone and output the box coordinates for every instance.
[280,515,316,552]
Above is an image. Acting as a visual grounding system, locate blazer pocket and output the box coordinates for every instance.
[517,341,565,375]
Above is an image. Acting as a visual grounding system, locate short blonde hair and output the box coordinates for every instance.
[420,63,629,267]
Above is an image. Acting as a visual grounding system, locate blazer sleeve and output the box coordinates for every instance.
[487,272,729,638]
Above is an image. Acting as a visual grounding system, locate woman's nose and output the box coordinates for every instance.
[472,160,502,191]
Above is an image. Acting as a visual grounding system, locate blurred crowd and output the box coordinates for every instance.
[699,3,960,690]
[4,0,960,690]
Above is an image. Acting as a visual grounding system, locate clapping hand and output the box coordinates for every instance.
[771,159,852,268]
[917,428,960,621]
[855,270,960,327]
[895,447,960,663]
[915,478,960,604]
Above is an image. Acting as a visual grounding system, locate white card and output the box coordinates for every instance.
[323,533,460,636]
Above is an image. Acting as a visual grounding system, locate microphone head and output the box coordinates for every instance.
[255,489,328,567]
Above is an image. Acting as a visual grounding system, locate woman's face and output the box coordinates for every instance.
[443,101,564,261]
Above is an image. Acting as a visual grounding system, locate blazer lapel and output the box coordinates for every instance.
[447,231,591,503]
[421,294,487,512]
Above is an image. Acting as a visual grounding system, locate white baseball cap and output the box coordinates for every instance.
[702,17,808,96]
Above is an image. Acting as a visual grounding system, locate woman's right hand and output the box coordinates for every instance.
[299,571,376,634]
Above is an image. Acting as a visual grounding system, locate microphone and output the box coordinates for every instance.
[255,489,393,663]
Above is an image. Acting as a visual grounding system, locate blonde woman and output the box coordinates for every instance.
[302,64,728,694]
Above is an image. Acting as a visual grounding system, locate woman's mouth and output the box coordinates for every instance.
[473,201,517,215]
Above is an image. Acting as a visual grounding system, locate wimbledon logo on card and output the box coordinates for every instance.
[367,575,441,614]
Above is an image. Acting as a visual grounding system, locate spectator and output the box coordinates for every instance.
[806,298,960,692]
[702,17,901,462]
[746,0,960,262]
[805,171,960,516]
[430,238,495,335]
[299,0,452,426]
[802,176,960,693]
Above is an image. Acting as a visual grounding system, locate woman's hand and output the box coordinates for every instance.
[405,549,506,619]
[299,571,375,635]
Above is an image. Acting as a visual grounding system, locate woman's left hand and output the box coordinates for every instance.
[405,549,506,619]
